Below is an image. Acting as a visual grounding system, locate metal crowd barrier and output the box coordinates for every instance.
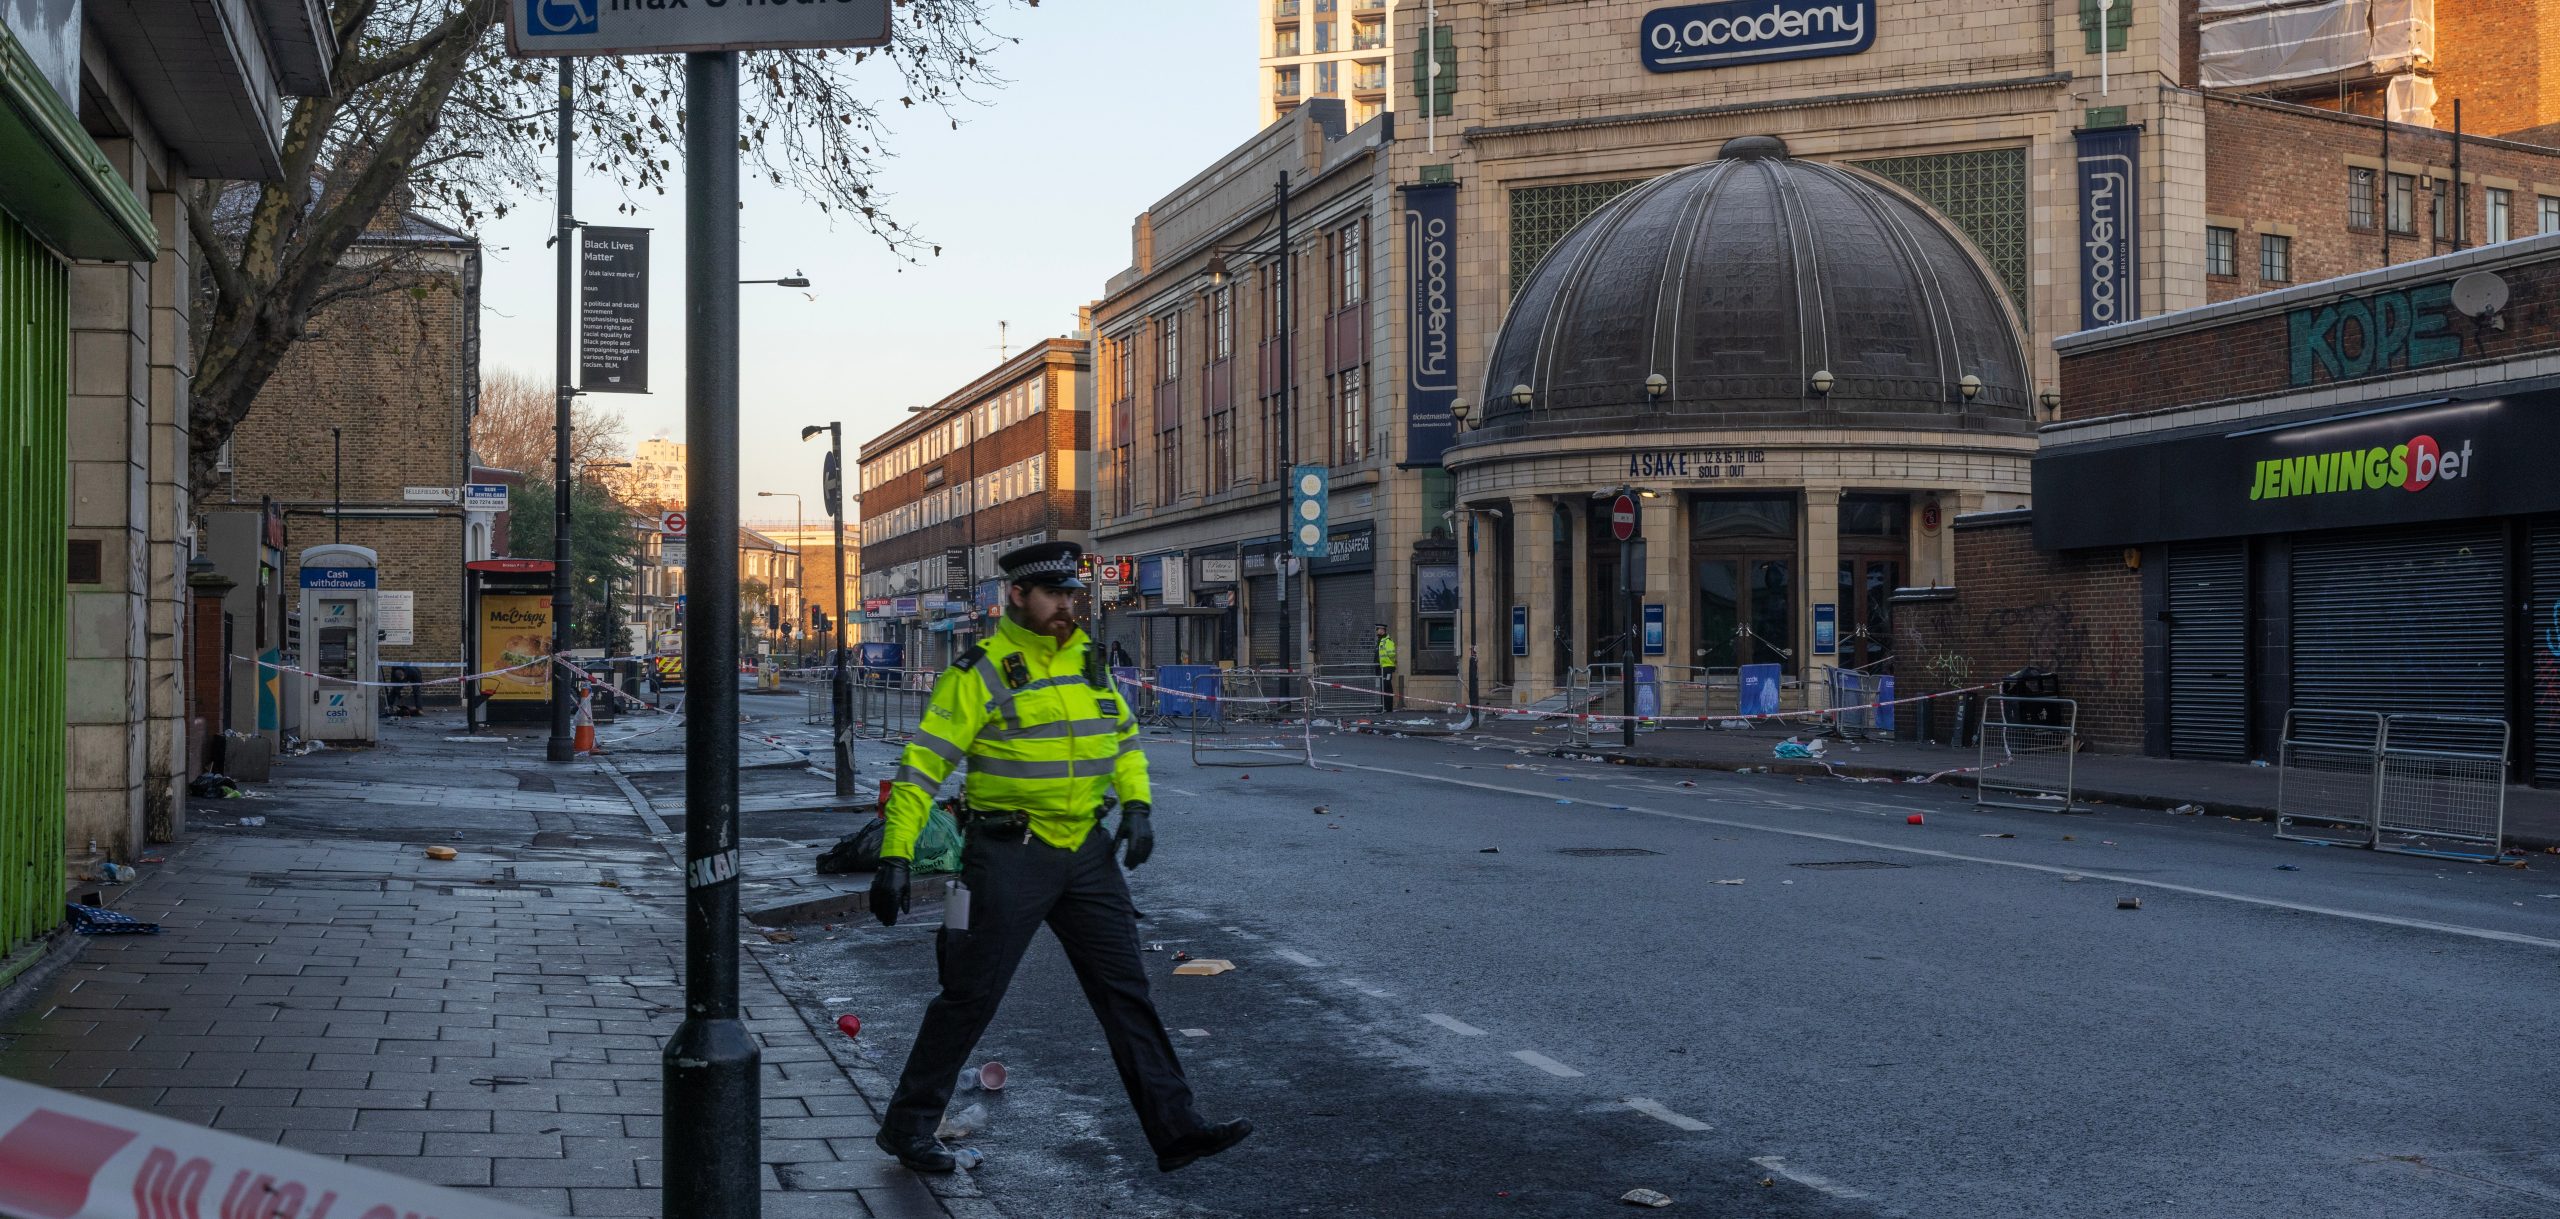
[1975,695,2080,813]
[1821,664,1897,741]
[852,666,937,740]
[2272,710,2512,860]
[1308,663,1387,719]
[1189,669,1313,768]
[2375,715,2511,862]
[1564,665,1627,751]
[2275,709,2386,847]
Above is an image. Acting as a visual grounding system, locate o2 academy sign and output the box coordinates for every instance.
[1641,0,1876,72]
[508,0,889,57]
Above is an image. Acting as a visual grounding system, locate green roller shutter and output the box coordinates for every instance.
[0,207,66,973]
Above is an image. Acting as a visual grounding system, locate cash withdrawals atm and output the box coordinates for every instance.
[466,559,556,726]
[296,544,379,744]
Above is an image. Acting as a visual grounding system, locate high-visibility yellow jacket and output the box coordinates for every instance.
[881,614,1150,859]
[1376,634,1397,668]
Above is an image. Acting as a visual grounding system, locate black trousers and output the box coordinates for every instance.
[1379,665,1396,712]
[884,825,1208,1153]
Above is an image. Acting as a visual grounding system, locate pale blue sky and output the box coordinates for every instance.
[475,2,1262,524]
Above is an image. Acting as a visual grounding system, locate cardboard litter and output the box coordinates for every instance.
[1173,958,1236,976]
[424,845,457,861]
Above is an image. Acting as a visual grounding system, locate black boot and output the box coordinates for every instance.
[875,1127,957,1173]
[1157,1118,1253,1173]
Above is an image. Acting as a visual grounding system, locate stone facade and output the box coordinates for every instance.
[219,224,481,683]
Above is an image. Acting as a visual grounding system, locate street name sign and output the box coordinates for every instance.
[506,0,892,57]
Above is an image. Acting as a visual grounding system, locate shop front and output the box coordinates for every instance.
[2038,388,2560,772]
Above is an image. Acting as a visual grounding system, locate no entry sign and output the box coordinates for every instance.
[1611,493,1640,542]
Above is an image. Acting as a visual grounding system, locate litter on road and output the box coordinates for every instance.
[1906,814,1925,825]
[2117,897,2143,910]
[1173,958,1236,976]
[836,1014,862,1038]
[2275,864,2301,871]
[424,845,457,861]
[1620,1188,1674,1207]
[1712,878,1745,885]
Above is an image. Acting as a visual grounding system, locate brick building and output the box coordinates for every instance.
[217,211,481,689]
[858,339,1091,670]
[1910,230,2560,779]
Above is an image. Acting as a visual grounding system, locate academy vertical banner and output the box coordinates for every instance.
[2074,126,2140,331]
[580,226,650,393]
[1402,181,1460,467]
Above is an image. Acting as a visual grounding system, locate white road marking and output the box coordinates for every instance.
[1623,1097,1712,1132]
[1277,948,1326,968]
[1511,1049,1585,1077]
[1423,1013,1486,1036]
[1161,786,1200,797]
[1751,1156,1872,1200]
[1315,756,2560,952]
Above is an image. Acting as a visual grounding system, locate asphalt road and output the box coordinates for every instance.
[741,692,2560,1218]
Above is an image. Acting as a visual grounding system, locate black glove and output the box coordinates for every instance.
[869,858,910,926]
[1116,802,1155,870]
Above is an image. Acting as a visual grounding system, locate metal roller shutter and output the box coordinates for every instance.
[1247,575,1282,667]
[2166,541,2249,761]
[1148,613,1179,668]
[2290,525,2506,736]
[2528,522,2560,785]
[1313,571,1376,666]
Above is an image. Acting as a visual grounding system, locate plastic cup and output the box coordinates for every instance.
[974,1060,1007,1091]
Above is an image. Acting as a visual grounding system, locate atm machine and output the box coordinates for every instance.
[296,544,380,743]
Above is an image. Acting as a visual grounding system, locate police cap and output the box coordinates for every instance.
[999,541,1086,590]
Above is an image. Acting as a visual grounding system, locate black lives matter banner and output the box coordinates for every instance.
[580,226,649,394]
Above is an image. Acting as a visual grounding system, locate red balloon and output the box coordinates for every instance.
[836,1014,862,1038]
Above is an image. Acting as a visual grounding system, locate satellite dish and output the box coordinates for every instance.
[2451,270,2510,328]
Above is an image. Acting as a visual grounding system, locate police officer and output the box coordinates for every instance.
[1374,623,1398,713]
[868,541,1251,1175]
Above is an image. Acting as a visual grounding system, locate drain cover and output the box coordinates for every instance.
[1557,847,1663,857]
[1790,860,1909,870]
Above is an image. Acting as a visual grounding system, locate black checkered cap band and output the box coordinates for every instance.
[1008,556,1081,582]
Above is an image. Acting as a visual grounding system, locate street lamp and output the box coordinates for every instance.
[1199,170,1300,666]
[757,491,804,661]
[801,424,853,801]
[741,272,813,289]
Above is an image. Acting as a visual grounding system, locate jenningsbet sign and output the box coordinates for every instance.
[1640,0,1876,72]
[2034,396,2537,550]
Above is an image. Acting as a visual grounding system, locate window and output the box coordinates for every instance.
[1265,396,1288,481]
[1315,61,1337,95]
[1112,445,1132,516]
[2078,0,2129,53]
[2488,187,2512,242]
[2348,167,2376,229]
[1213,286,1234,360]
[2431,179,2451,239]
[1155,429,1184,502]
[2543,196,2560,235]
[1340,218,1364,305]
[1336,366,1367,463]
[2259,233,2290,283]
[1275,65,1299,95]
[1313,19,1333,52]
[2386,172,2414,233]
[2205,226,2236,277]
[1114,336,1134,400]
[1208,410,1235,493]
[1158,314,1181,382]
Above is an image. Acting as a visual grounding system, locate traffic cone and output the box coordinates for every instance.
[573,689,597,754]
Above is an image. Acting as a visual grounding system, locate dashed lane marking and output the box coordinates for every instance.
[1277,948,1326,968]
[1312,756,2560,952]
[1751,1155,1873,1200]
[1423,1013,1486,1037]
[1511,1049,1585,1078]
[1623,1097,1712,1132]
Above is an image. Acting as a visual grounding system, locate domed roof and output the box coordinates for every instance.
[1474,136,2031,439]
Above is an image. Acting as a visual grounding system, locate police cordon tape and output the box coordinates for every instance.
[0,1074,548,1219]
[1108,672,1998,724]
[234,653,556,690]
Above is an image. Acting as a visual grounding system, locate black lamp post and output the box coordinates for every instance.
[802,423,853,801]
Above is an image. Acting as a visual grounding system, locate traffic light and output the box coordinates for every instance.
[766,604,781,632]
[811,607,831,634]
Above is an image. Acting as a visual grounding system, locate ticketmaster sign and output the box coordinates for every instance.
[507,0,890,57]
[1640,0,1876,72]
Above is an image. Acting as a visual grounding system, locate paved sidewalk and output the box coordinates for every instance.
[1389,714,2560,850]
[0,717,982,1219]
